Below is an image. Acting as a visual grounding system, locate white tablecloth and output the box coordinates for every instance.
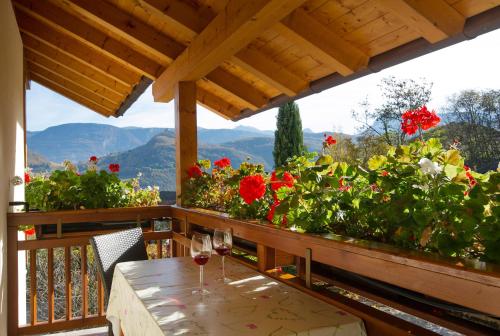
[107,257,366,335]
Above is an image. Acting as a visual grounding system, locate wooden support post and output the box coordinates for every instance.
[257,244,275,273]
[174,81,197,206]
[305,248,312,288]
[7,225,19,335]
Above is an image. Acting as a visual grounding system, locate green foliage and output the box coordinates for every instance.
[184,139,500,264]
[273,101,304,167]
[25,163,160,211]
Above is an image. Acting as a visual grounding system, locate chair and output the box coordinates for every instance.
[89,227,149,335]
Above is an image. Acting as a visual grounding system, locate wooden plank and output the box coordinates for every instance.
[47,248,54,323]
[156,239,163,259]
[28,62,120,111]
[375,0,466,43]
[65,247,72,321]
[81,246,88,318]
[30,249,37,325]
[170,206,500,316]
[15,10,141,86]
[140,0,306,96]
[21,32,132,95]
[25,49,125,103]
[153,0,307,102]
[7,226,19,335]
[17,316,107,335]
[175,81,197,205]
[97,276,105,316]
[278,8,369,76]
[8,205,172,227]
[196,86,241,120]
[257,244,275,272]
[14,0,163,79]
[29,73,114,117]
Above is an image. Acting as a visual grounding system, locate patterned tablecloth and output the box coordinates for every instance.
[107,257,366,335]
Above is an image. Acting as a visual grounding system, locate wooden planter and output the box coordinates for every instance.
[169,206,500,318]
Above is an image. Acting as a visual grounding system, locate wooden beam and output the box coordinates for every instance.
[175,82,197,206]
[28,62,120,111]
[196,86,241,120]
[25,49,125,104]
[139,0,308,96]
[51,0,184,64]
[16,10,141,86]
[153,0,307,102]
[21,32,131,95]
[277,8,369,76]
[14,0,163,79]
[30,73,114,117]
[376,0,465,43]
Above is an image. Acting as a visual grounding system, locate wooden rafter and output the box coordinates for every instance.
[139,0,308,96]
[153,0,308,103]
[14,0,163,79]
[29,73,113,117]
[25,49,125,104]
[196,86,241,120]
[375,0,465,43]
[16,11,141,86]
[28,62,120,111]
[21,33,131,95]
[277,8,369,76]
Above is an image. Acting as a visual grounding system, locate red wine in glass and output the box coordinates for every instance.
[194,253,210,265]
[213,228,232,282]
[190,233,212,295]
[215,245,231,256]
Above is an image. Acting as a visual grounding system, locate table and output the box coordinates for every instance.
[106,257,366,335]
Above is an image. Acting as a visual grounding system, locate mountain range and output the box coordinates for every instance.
[28,123,347,191]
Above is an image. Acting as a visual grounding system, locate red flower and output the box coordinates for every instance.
[24,172,31,184]
[24,227,35,236]
[214,157,231,169]
[401,106,440,135]
[267,202,277,222]
[108,163,120,173]
[338,178,351,191]
[239,174,266,204]
[89,156,98,163]
[324,135,337,146]
[464,165,470,171]
[380,170,389,177]
[270,171,294,191]
[187,165,203,178]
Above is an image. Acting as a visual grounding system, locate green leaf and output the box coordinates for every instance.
[443,149,461,166]
[444,164,459,180]
[367,155,387,170]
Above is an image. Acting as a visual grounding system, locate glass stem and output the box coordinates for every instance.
[222,256,225,279]
[200,265,204,292]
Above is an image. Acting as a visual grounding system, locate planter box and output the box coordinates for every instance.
[169,206,500,318]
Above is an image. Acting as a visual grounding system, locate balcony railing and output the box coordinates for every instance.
[7,205,500,335]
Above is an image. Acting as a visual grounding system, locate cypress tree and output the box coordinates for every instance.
[273,101,304,167]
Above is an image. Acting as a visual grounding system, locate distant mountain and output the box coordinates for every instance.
[197,126,273,144]
[27,151,62,172]
[28,123,164,162]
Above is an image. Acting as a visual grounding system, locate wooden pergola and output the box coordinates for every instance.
[13,0,500,201]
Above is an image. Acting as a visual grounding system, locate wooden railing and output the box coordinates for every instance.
[8,205,500,335]
[169,206,500,336]
[7,206,172,335]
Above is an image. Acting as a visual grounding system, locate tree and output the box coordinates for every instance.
[273,101,304,167]
[353,76,433,146]
[443,89,500,172]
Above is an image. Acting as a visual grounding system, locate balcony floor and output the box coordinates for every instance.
[38,326,108,336]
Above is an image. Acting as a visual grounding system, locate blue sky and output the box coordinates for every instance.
[27,29,500,134]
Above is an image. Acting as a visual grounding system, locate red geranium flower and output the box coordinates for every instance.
[214,157,231,169]
[270,171,294,191]
[401,106,440,135]
[89,156,98,163]
[380,170,389,177]
[24,172,31,184]
[239,174,266,204]
[187,165,203,178]
[24,227,35,236]
[324,135,337,146]
[108,163,120,173]
[267,202,277,222]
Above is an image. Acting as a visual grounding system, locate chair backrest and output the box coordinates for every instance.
[89,227,148,302]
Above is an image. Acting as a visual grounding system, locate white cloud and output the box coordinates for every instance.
[27,29,500,134]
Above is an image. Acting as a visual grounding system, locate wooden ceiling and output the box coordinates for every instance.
[14,0,500,119]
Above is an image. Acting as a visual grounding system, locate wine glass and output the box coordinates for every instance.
[191,233,212,295]
[213,228,232,283]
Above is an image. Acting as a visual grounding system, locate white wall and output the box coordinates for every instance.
[0,0,25,333]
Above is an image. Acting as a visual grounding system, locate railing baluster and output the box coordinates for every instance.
[157,239,162,259]
[81,245,88,319]
[97,275,105,316]
[48,248,54,323]
[65,247,72,320]
[30,249,37,325]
